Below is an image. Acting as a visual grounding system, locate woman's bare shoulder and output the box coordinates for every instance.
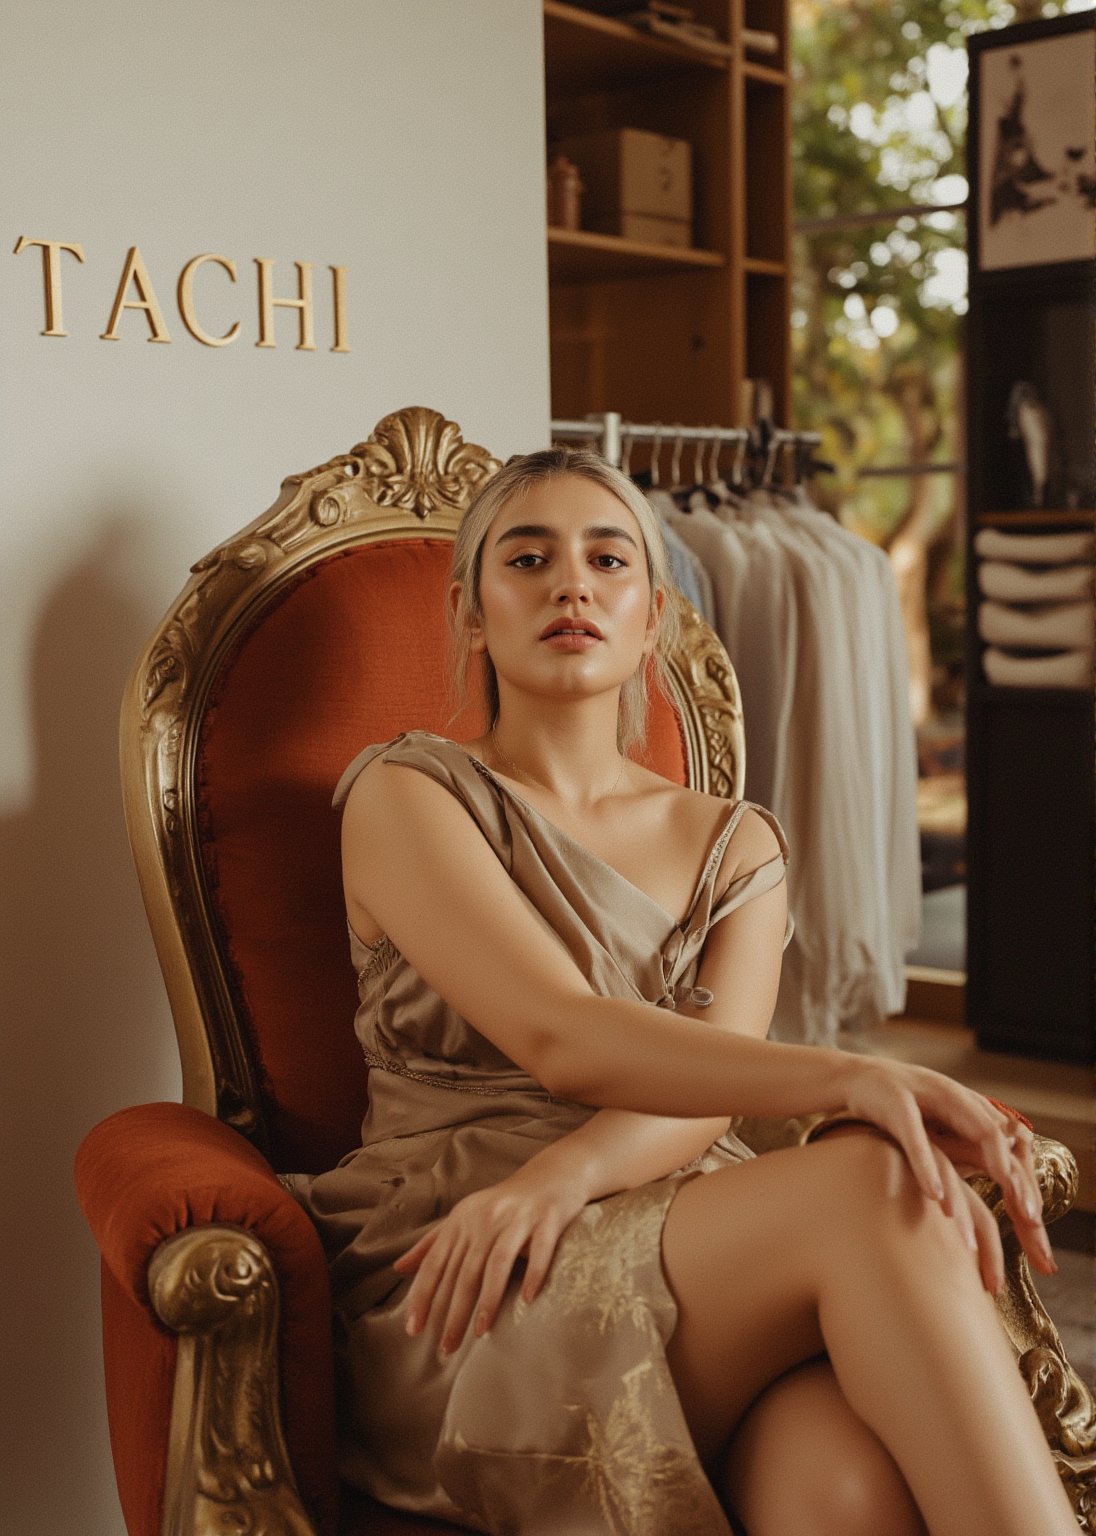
[628,766,783,883]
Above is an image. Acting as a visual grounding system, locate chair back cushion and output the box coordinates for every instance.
[122,409,739,1173]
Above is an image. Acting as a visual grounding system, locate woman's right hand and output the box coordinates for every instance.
[841,1057,1056,1288]
[392,1162,590,1358]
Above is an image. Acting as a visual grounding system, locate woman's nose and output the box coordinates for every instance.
[551,556,591,604]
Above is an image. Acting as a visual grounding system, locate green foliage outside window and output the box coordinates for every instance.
[790,0,1079,711]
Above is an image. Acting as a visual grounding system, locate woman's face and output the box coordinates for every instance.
[462,473,662,704]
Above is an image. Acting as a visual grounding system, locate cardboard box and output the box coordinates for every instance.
[552,127,693,241]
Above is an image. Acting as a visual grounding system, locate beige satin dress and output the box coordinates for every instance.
[287,730,794,1535]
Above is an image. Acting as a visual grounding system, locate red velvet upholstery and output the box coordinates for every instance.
[195,536,688,1174]
[75,1102,340,1536]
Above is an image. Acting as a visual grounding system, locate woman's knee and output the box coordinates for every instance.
[815,1131,971,1267]
[801,1450,926,1536]
[721,1357,926,1536]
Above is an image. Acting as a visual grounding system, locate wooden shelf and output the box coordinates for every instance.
[975,510,1095,528]
[544,1,728,96]
[745,256,786,276]
[744,59,787,87]
[548,225,725,282]
[545,1,791,426]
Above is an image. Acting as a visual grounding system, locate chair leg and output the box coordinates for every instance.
[971,1136,1096,1529]
[149,1224,320,1536]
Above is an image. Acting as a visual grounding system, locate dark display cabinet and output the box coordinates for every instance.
[965,12,1095,1063]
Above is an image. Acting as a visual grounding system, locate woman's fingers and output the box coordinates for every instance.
[521,1214,565,1303]
[404,1228,462,1336]
[934,1146,978,1250]
[932,1148,1006,1294]
[441,1226,527,1354]
[392,1228,436,1274]
[1003,1139,1057,1277]
[471,1226,534,1339]
[888,1091,948,1203]
[421,1234,467,1344]
[963,1174,1006,1295]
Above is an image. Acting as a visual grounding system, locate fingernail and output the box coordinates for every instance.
[934,1183,946,1202]
[405,1314,420,1337]
[965,1227,979,1252]
[474,1313,488,1337]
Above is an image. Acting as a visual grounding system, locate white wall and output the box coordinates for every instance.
[0,3,548,1529]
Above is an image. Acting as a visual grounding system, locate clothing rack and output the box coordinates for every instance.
[550,412,826,485]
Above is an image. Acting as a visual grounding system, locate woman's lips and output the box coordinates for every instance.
[540,631,601,651]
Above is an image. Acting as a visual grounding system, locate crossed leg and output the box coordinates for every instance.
[660,1132,1076,1536]
[716,1356,925,1536]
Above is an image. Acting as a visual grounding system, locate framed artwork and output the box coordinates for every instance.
[971,17,1095,273]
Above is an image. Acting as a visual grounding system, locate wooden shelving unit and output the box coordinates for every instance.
[544,0,791,451]
[548,225,726,282]
[544,1,731,88]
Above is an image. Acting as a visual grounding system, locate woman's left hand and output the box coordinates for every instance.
[924,1110,1055,1281]
[392,1162,590,1357]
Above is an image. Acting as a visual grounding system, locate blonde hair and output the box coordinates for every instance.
[447,446,683,756]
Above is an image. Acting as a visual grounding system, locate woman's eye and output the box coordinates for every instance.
[508,553,543,569]
[594,553,627,569]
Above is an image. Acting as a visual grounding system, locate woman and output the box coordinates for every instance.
[291,448,1075,1535]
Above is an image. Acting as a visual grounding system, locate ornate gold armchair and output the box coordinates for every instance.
[74,407,1095,1535]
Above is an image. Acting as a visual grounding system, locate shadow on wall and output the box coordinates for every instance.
[0,518,179,1530]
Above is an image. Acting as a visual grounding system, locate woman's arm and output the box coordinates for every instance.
[511,811,788,1200]
[344,759,1002,1185]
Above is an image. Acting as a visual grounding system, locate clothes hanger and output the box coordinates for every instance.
[669,426,687,494]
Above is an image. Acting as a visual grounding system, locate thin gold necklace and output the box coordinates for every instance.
[490,726,626,804]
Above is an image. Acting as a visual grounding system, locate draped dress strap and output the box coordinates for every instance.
[664,800,794,1007]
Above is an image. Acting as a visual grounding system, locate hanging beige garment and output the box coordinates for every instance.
[285,730,793,1535]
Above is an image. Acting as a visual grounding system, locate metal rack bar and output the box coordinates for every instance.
[550,412,821,469]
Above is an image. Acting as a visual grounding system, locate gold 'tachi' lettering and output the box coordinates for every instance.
[101,246,172,343]
[13,236,86,336]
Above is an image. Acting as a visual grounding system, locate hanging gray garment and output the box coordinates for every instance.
[652,499,717,624]
[662,485,920,1043]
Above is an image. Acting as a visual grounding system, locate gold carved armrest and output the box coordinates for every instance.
[967,1138,1095,1528]
[148,1225,319,1536]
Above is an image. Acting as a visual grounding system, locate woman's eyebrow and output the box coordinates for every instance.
[494,523,639,549]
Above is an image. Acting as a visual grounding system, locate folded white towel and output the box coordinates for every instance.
[973,527,1095,565]
[977,560,1093,602]
[983,646,1092,689]
[978,599,1095,649]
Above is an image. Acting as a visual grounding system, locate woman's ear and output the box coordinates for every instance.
[642,586,666,657]
[449,580,486,655]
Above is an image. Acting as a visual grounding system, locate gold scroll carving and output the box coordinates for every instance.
[149,1225,318,1536]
